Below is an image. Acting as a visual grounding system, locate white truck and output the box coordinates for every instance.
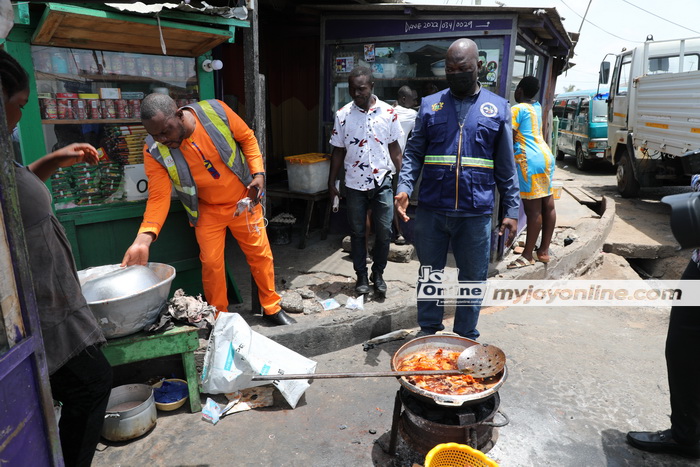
[600,36,700,197]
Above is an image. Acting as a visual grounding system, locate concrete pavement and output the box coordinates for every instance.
[91,253,690,466]
[91,187,695,466]
[241,185,615,357]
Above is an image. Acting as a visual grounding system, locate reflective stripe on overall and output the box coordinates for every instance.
[418,89,506,214]
[145,99,253,225]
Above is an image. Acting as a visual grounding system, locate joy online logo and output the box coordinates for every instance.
[416,266,486,305]
[415,266,688,307]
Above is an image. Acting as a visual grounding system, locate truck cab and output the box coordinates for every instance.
[602,36,700,197]
[553,90,608,171]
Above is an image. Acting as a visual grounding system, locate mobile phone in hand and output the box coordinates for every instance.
[247,185,260,204]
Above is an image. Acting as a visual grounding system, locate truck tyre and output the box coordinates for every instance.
[576,143,591,171]
[556,148,565,161]
[617,151,640,198]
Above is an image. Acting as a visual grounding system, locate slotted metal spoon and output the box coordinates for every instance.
[251,343,506,381]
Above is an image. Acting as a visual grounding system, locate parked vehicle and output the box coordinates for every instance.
[553,89,608,170]
[601,36,700,197]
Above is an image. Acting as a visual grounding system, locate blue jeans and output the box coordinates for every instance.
[414,207,492,339]
[345,176,394,276]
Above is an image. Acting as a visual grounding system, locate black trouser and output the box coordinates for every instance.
[50,345,113,467]
[667,260,700,445]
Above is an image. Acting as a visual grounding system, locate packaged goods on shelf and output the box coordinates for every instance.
[57,98,74,119]
[101,99,116,119]
[99,88,121,99]
[51,160,127,209]
[50,167,74,201]
[124,55,137,76]
[99,160,123,200]
[121,91,144,100]
[40,96,58,119]
[73,98,88,119]
[104,124,148,165]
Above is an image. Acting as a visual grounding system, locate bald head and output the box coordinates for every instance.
[446,39,479,68]
[445,38,481,98]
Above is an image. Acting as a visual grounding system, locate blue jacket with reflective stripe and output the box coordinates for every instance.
[398,87,519,217]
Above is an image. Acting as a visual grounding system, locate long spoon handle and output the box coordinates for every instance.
[251,369,464,381]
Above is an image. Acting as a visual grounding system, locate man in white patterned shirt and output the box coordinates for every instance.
[328,66,403,297]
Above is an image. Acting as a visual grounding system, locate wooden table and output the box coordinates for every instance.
[101,325,202,412]
[265,183,331,249]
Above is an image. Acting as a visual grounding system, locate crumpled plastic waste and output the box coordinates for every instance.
[147,289,217,336]
[202,397,222,425]
[201,388,275,425]
[320,298,341,311]
[345,295,364,311]
[221,387,274,416]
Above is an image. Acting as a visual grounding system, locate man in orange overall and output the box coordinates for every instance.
[121,93,295,325]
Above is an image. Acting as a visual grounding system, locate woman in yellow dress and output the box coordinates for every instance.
[508,76,556,269]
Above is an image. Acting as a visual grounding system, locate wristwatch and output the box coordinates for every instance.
[252,172,265,179]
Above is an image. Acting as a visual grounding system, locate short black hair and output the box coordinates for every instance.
[0,49,29,99]
[397,85,413,100]
[517,76,540,99]
[349,66,373,83]
[141,92,178,121]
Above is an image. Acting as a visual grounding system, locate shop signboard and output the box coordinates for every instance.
[325,17,513,41]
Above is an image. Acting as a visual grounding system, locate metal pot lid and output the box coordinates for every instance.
[391,334,507,407]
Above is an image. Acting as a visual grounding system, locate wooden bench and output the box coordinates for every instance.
[101,325,202,413]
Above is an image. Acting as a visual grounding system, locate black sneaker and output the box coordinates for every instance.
[414,329,436,339]
[355,274,370,295]
[370,272,387,296]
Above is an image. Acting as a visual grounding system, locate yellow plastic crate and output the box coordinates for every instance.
[424,442,499,467]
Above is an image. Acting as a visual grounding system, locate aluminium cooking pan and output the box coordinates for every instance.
[391,334,507,407]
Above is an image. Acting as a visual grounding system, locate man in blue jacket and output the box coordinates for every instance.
[395,38,520,339]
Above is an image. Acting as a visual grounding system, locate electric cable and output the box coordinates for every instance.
[620,0,700,35]
[558,0,642,43]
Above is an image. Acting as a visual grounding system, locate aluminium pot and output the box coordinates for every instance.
[391,334,507,407]
[102,384,157,442]
[78,263,176,339]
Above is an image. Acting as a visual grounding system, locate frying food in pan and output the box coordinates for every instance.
[397,348,486,395]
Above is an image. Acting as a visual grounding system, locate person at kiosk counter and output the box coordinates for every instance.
[1,49,113,467]
[121,93,295,326]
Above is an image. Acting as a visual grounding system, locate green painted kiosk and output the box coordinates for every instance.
[5,2,249,298]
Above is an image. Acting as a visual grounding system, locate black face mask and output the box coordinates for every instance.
[446,72,476,96]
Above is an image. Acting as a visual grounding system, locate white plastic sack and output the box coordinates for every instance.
[0,0,14,40]
[200,312,317,408]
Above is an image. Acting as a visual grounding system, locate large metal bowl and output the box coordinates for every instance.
[78,263,176,339]
[391,334,507,407]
